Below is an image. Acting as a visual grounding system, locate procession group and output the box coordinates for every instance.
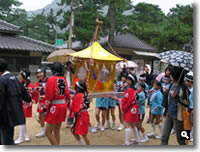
[0,58,193,145]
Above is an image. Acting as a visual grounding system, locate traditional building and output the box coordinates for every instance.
[99,33,160,75]
[0,19,55,72]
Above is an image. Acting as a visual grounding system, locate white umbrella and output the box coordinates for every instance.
[116,60,138,70]
[47,49,75,63]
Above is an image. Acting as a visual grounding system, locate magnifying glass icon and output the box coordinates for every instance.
[181,131,189,139]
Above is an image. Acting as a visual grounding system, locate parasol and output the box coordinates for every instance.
[47,49,75,63]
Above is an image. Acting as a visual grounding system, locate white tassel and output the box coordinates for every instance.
[111,64,113,72]
[85,61,88,71]
[96,63,99,70]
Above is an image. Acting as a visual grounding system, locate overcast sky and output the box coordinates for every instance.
[18,0,193,14]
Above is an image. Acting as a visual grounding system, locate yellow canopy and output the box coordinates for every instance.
[69,41,123,61]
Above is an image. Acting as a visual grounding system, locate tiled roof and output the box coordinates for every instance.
[0,19,20,34]
[0,20,55,53]
[99,33,157,52]
[0,34,55,52]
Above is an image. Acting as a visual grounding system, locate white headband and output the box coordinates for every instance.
[76,81,84,89]
[37,69,42,73]
[184,77,193,82]
[20,71,27,78]
[128,74,135,82]
[139,76,146,81]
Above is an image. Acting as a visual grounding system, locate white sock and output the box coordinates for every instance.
[125,128,131,145]
[138,131,141,141]
[78,140,83,145]
[158,124,163,136]
[18,125,25,140]
[113,121,116,124]
[152,123,156,135]
[133,127,140,141]
[23,125,29,138]
[190,127,193,138]
[42,127,45,133]
[143,132,147,138]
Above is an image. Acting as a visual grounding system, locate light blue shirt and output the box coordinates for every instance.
[135,82,149,91]
[137,92,146,114]
[114,81,128,104]
[150,89,163,115]
[189,87,193,109]
[115,81,128,93]
[162,83,170,92]
[96,97,109,108]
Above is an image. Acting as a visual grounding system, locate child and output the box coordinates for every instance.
[135,74,149,91]
[135,83,149,143]
[106,98,117,129]
[34,67,48,137]
[162,75,171,93]
[69,80,90,145]
[184,72,193,142]
[147,80,163,139]
[112,74,139,145]
[15,69,34,144]
[161,75,174,133]
[92,97,108,132]
[115,74,128,131]
[44,62,70,145]
[64,61,75,128]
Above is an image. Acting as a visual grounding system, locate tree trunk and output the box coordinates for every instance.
[108,0,116,51]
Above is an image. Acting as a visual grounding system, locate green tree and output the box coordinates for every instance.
[25,11,56,44]
[57,0,107,47]
[163,4,193,51]
[126,2,166,51]
[0,0,22,19]
[132,2,165,24]
[126,3,192,52]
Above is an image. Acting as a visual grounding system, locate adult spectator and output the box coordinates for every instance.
[161,66,190,145]
[0,58,31,145]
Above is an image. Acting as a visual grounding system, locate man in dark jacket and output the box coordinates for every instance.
[161,66,190,145]
[0,77,7,144]
[0,58,31,145]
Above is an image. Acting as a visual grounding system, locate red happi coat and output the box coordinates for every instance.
[44,76,70,124]
[69,93,89,135]
[34,79,47,113]
[121,88,139,123]
[21,81,35,118]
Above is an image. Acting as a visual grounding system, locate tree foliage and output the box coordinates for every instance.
[126,3,192,51]
[0,0,22,18]
[0,0,193,52]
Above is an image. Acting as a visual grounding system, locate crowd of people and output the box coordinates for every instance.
[0,57,193,146]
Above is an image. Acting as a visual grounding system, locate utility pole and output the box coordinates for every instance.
[68,0,74,49]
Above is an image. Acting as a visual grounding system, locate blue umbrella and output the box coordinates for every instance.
[159,50,193,71]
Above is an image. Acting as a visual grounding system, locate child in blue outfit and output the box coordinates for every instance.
[147,80,163,139]
[135,83,149,143]
[92,97,109,132]
[162,75,171,93]
[114,74,128,131]
[135,74,149,91]
[106,98,117,129]
[136,74,151,123]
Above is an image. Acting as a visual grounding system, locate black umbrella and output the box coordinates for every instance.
[159,50,192,107]
[159,50,193,72]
